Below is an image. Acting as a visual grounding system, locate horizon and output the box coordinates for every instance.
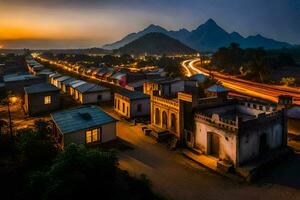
[1,0,300,49]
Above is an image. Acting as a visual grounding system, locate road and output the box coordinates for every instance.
[182,59,300,105]
[110,114,300,200]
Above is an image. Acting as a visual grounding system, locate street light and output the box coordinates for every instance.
[5,95,19,140]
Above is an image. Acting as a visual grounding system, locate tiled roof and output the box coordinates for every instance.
[116,89,149,100]
[24,83,60,94]
[51,105,116,134]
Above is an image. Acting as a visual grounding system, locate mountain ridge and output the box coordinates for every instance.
[103,19,292,51]
[117,32,197,55]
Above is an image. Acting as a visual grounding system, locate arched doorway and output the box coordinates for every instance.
[171,113,176,131]
[155,108,160,125]
[162,111,168,128]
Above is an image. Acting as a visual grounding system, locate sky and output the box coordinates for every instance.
[0,0,299,49]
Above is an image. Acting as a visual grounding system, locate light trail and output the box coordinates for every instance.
[184,58,300,105]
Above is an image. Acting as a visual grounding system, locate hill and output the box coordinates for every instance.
[104,19,292,52]
[117,32,197,55]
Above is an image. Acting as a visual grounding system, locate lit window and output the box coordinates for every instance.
[86,128,100,144]
[44,96,51,104]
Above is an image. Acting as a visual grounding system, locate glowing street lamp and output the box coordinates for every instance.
[5,95,19,140]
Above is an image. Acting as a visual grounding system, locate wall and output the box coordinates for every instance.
[80,90,111,104]
[194,120,237,165]
[25,91,60,115]
[114,96,131,118]
[63,122,116,146]
[238,120,284,165]
[130,98,150,117]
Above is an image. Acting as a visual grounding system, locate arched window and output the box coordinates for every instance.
[162,111,168,128]
[171,113,176,131]
[155,108,160,125]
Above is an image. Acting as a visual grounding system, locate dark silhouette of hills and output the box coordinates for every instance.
[104,19,292,51]
[117,32,197,55]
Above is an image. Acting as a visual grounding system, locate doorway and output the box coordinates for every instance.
[207,132,220,158]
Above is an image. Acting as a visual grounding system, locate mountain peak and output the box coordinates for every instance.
[143,24,166,32]
[205,18,217,26]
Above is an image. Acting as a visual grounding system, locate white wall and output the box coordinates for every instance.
[195,121,237,165]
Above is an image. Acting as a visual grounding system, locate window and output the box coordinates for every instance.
[117,99,120,110]
[44,96,51,104]
[122,102,125,112]
[137,104,142,112]
[97,95,102,101]
[86,128,100,143]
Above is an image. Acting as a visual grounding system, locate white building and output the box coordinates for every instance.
[114,90,150,118]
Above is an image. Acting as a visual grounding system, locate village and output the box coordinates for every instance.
[1,53,300,200]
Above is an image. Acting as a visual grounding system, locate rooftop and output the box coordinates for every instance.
[76,83,110,93]
[206,85,229,93]
[24,83,60,94]
[116,89,149,100]
[287,106,300,119]
[189,74,207,82]
[56,76,71,82]
[3,73,40,82]
[51,105,116,134]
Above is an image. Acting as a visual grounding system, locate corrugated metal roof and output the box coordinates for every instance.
[56,76,71,82]
[51,105,116,134]
[24,83,60,94]
[76,83,110,93]
[116,89,149,100]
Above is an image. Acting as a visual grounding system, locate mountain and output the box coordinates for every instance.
[103,19,292,52]
[117,32,197,55]
[103,24,168,50]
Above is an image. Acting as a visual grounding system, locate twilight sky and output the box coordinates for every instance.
[0,0,299,49]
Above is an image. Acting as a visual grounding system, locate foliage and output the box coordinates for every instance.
[211,43,296,82]
[280,77,296,86]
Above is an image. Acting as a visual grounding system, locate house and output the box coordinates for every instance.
[24,83,60,115]
[74,83,111,104]
[49,73,62,86]
[109,72,127,86]
[69,80,86,96]
[143,78,185,97]
[60,78,76,93]
[188,98,287,172]
[51,105,117,147]
[125,79,148,92]
[114,90,150,118]
[55,76,71,89]
[3,73,44,94]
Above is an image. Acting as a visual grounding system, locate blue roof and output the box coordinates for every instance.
[206,85,229,92]
[116,90,149,100]
[51,105,116,134]
[189,74,207,82]
[24,83,60,94]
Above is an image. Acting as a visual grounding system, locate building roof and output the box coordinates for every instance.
[62,78,76,84]
[189,74,207,82]
[3,73,40,82]
[76,83,110,93]
[127,79,148,88]
[51,105,116,134]
[56,76,71,82]
[206,85,229,93]
[110,72,126,80]
[70,81,87,88]
[116,89,149,100]
[287,106,300,119]
[24,83,60,94]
